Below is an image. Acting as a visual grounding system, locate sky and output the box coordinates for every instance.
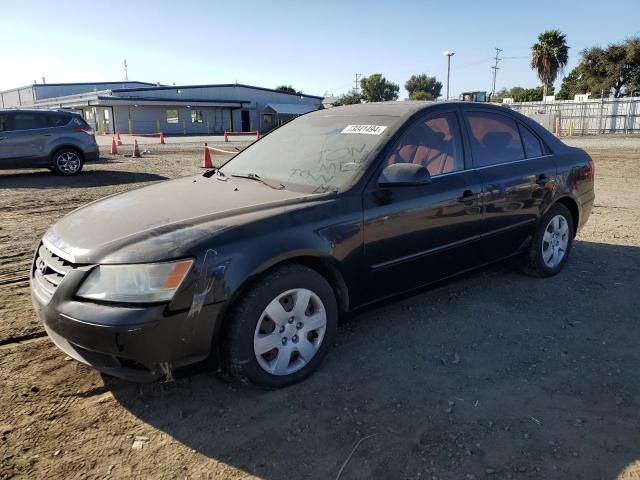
[1,0,639,99]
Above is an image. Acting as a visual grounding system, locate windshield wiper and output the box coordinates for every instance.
[230,172,285,190]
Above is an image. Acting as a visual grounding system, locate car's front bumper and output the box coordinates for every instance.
[30,246,225,381]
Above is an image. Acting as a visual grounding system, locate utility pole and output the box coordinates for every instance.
[354,73,362,94]
[124,59,129,81]
[443,51,455,100]
[491,48,503,98]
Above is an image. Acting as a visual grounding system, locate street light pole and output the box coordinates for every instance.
[443,51,455,100]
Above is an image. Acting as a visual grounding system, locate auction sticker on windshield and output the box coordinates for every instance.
[340,125,387,135]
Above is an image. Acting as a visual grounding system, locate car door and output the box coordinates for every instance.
[361,109,484,302]
[0,112,49,167]
[0,113,15,164]
[462,108,557,262]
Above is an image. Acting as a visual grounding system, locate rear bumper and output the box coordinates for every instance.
[577,191,595,232]
[83,145,100,162]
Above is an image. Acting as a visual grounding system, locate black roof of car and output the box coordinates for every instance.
[319,101,435,117]
[317,101,517,118]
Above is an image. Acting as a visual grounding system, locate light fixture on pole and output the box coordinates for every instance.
[443,51,455,100]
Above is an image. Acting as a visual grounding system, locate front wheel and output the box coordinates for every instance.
[524,203,574,277]
[52,149,83,175]
[222,264,337,388]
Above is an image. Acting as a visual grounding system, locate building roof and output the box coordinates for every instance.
[111,83,324,100]
[34,81,159,88]
[0,81,158,94]
[263,103,318,114]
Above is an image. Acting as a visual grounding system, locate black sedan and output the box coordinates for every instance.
[31,101,595,387]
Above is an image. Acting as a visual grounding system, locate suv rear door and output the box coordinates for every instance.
[0,112,50,167]
[462,107,556,261]
[0,113,14,163]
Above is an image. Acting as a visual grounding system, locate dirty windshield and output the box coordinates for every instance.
[220,113,398,192]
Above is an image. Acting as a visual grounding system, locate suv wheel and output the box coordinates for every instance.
[223,264,337,388]
[525,203,574,277]
[52,149,83,175]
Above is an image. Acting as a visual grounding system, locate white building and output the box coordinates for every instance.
[0,81,322,135]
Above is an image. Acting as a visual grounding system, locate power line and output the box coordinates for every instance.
[490,48,503,97]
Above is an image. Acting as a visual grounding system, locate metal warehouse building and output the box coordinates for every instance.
[0,81,322,135]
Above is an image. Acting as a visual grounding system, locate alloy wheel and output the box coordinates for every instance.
[55,151,81,174]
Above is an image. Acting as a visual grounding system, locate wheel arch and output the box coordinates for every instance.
[228,254,350,316]
[211,253,350,357]
[552,195,580,238]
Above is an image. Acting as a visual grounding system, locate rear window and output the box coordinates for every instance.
[44,113,72,127]
[519,124,544,158]
[70,115,91,128]
[466,111,525,167]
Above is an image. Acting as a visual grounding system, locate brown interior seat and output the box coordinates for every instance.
[386,121,461,176]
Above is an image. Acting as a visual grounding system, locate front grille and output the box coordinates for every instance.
[32,243,76,302]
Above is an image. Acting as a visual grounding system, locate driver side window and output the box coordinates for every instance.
[386,112,463,177]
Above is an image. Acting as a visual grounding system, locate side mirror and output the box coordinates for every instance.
[378,163,431,187]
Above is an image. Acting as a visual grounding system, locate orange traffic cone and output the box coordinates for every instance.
[110,136,118,154]
[202,143,213,168]
[159,132,165,144]
[116,132,122,145]
[132,139,141,158]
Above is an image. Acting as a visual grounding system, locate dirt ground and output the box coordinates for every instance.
[1,138,639,480]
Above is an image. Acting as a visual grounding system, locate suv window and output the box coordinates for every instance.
[12,112,47,131]
[385,112,463,176]
[466,111,524,167]
[519,123,543,158]
[0,114,11,132]
[44,113,72,128]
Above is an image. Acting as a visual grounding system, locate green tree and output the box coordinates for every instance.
[404,74,442,100]
[531,30,569,98]
[495,86,555,102]
[334,91,362,106]
[360,74,399,102]
[557,66,590,100]
[579,37,640,97]
[410,91,434,101]
[276,85,299,94]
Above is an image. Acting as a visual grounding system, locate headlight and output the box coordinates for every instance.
[77,260,193,303]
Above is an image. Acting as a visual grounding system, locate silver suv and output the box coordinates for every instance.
[0,109,100,175]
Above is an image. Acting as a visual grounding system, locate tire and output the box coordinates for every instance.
[52,148,83,176]
[524,203,574,277]
[222,264,338,388]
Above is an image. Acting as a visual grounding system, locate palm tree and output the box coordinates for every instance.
[531,30,569,99]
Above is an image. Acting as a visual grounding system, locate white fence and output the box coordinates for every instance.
[507,97,640,135]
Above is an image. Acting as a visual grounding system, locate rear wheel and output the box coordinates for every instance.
[525,203,574,277]
[52,149,83,175]
[223,264,337,388]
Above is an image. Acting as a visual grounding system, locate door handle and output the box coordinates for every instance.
[536,174,549,186]
[0,136,7,141]
[458,190,480,204]
[43,133,52,137]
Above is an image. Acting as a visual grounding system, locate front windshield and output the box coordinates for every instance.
[220,112,399,193]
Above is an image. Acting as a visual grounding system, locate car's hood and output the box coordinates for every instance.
[44,175,315,264]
